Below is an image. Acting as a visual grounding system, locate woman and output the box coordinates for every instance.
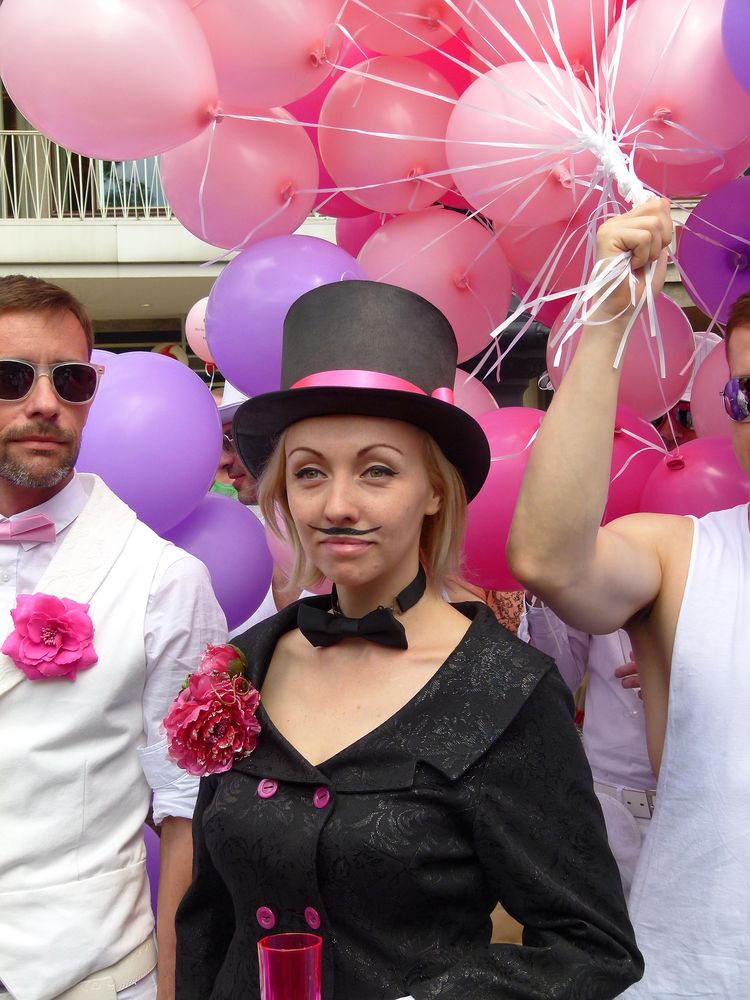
[175,281,643,999]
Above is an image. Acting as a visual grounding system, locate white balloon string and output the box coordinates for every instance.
[490,425,541,463]
[328,54,586,139]
[221,109,578,154]
[602,0,691,141]
[200,191,294,267]
[370,209,481,284]
[197,116,219,241]
[457,221,506,282]
[620,118,727,162]
[609,439,667,488]
[578,126,650,206]
[332,0,486,83]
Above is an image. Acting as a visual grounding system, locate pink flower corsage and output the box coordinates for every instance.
[164,643,261,777]
[1,593,98,681]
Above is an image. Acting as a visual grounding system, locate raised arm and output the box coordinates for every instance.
[507,199,678,634]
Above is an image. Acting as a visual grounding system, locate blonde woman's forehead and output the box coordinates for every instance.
[284,414,426,457]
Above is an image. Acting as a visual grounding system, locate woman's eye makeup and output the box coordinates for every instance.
[293,466,324,480]
[291,463,398,480]
[363,465,397,479]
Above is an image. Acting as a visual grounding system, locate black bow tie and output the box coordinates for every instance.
[297,566,427,649]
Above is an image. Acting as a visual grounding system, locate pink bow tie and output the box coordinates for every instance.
[0,513,56,544]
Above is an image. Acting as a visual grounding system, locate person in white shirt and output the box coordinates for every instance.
[508,200,750,999]
[519,604,655,897]
[0,275,226,1000]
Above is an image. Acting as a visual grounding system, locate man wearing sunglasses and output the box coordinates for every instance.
[508,198,750,1000]
[216,382,259,507]
[0,276,226,1000]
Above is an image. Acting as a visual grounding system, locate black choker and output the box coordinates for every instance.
[297,565,427,649]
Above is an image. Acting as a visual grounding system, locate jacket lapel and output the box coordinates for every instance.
[0,476,137,699]
[229,602,555,792]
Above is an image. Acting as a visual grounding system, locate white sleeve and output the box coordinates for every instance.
[140,547,228,823]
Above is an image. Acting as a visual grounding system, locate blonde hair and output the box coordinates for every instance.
[258,425,467,593]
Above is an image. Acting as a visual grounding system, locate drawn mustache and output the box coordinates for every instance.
[312,526,381,536]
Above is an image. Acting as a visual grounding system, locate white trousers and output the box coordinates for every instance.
[117,971,158,1000]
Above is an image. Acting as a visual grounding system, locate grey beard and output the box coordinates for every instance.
[0,455,74,489]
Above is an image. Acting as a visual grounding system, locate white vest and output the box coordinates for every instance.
[623,504,750,999]
[0,477,171,1000]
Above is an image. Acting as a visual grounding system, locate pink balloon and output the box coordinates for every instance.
[453,370,498,417]
[499,205,595,298]
[633,134,750,199]
[313,159,382,218]
[446,62,599,227]
[602,0,750,165]
[640,437,750,517]
[341,0,462,56]
[358,207,512,362]
[457,0,617,80]
[285,38,378,218]
[548,294,696,421]
[161,110,318,251]
[463,407,545,590]
[319,56,457,214]
[0,0,217,160]
[285,38,375,126]
[690,341,732,438]
[605,405,666,523]
[186,297,212,363]
[190,0,341,108]
[335,213,390,257]
[413,30,475,95]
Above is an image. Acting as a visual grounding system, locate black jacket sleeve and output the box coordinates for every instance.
[408,668,644,1000]
[175,775,236,997]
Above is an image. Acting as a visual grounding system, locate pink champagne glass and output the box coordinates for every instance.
[258,932,322,1000]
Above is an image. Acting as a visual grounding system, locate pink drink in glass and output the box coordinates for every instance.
[258,932,322,1000]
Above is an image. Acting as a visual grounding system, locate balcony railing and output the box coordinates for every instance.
[0,130,172,221]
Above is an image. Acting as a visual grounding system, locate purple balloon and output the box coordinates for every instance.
[165,493,273,631]
[676,176,750,325]
[77,351,221,534]
[90,348,119,367]
[206,234,367,396]
[143,823,159,918]
[723,0,750,94]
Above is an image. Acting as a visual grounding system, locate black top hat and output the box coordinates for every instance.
[233,281,491,500]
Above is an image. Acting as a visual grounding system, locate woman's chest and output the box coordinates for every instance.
[259,657,445,768]
[203,760,485,918]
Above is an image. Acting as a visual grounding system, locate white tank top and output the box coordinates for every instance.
[622,503,750,999]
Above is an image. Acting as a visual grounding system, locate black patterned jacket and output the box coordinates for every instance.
[175,602,643,1000]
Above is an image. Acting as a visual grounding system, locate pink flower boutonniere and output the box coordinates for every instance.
[164,643,261,777]
[1,593,98,681]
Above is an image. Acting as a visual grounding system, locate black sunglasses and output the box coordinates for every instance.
[0,359,104,405]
